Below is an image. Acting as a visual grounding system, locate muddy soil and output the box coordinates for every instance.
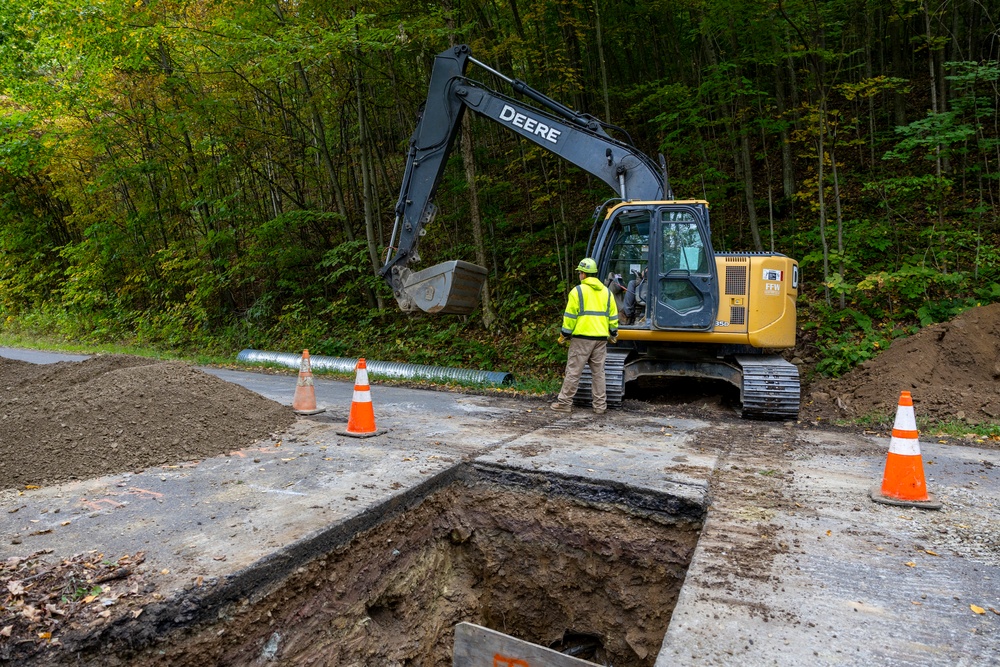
[9,481,700,666]
[801,302,1000,426]
[0,355,295,491]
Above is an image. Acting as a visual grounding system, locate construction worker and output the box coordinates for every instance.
[552,258,619,415]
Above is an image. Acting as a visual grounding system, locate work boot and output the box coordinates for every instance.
[593,408,606,415]
[550,402,572,413]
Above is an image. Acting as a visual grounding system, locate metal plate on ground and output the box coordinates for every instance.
[453,623,593,667]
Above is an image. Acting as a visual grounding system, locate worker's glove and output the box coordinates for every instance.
[558,334,568,345]
[608,334,618,344]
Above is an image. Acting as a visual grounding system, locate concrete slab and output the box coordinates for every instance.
[0,421,466,594]
[657,427,1000,666]
[474,413,715,516]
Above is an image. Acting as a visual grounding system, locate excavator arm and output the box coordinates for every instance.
[382,44,666,315]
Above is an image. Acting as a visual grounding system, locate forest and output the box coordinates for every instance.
[1,0,998,382]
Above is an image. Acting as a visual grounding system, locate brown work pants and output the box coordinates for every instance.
[555,337,607,410]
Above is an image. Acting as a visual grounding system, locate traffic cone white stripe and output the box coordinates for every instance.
[352,389,372,403]
[356,367,369,386]
[892,403,917,431]
[888,435,921,456]
[887,398,921,456]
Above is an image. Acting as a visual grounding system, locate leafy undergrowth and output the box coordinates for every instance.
[0,550,150,661]
[0,299,570,393]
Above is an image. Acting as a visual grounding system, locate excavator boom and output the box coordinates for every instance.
[383,45,665,314]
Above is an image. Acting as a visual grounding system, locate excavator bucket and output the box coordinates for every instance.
[402,260,488,315]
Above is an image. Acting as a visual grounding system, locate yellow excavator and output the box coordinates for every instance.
[381,45,800,418]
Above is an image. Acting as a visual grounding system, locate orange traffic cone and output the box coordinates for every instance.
[292,350,325,415]
[870,391,941,509]
[344,358,385,438]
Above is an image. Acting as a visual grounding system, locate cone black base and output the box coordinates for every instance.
[869,485,942,510]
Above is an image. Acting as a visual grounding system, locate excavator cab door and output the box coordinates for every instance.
[651,206,718,331]
[597,203,717,331]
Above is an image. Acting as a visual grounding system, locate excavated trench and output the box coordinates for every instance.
[93,465,705,666]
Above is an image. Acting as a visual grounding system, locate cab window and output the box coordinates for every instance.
[607,211,650,281]
[660,211,708,275]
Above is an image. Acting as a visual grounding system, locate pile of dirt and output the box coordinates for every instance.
[803,303,1000,425]
[0,355,295,491]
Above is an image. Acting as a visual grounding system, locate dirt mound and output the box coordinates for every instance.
[0,355,295,491]
[804,303,1000,425]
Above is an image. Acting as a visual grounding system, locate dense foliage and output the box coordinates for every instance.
[1,0,998,379]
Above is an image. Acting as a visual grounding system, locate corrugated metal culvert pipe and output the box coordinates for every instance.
[236,349,514,386]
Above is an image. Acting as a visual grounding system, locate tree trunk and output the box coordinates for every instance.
[740,128,764,252]
[817,101,830,307]
[774,68,795,199]
[830,142,845,309]
[460,116,497,328]
[594,0,611,121]
[354,41,385,311]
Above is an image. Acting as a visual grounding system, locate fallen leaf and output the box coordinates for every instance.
[0,626,12,637]
[904,561,916,568]
[195,576,203,587]
[826,530,832,536]
[133,609,143,618]
[911,601,922,605]
[213,555,227,561]
[989,607,1000,616]
[60,521,71,527]
[161,569,170,575]
[970,604,985,615]
[38,631,51,640]
[924,549,940,556]
[98,610,111,619]
[7,580,25,596]
[21,605,41,622]
[82,595,98,604]
[24,485,39,490]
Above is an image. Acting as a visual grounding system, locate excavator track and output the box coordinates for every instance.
[734,354,800,419]
[574,350,631,408]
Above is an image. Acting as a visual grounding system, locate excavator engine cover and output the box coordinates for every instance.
[402,260,488,315]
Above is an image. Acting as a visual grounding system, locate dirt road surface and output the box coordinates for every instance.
[1,337,998,665]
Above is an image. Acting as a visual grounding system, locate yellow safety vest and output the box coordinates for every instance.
[561,277,619,339]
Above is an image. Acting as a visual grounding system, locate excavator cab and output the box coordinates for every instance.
[595,202,718,332]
